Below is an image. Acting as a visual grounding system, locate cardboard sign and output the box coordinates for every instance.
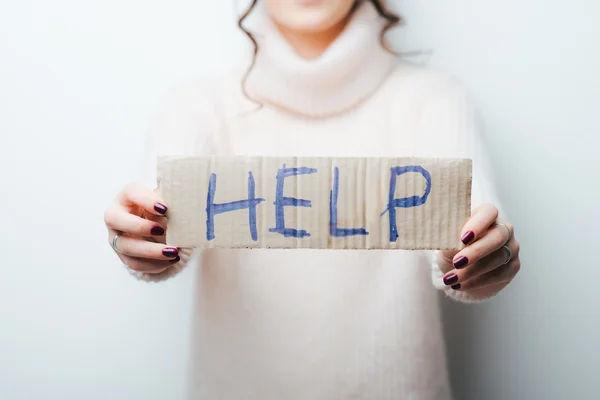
[157,156,472,250]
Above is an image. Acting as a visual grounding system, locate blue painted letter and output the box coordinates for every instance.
[269,164,317,238]
[206,172,265,241]
[381,166,432,242]
[329,167,369,237]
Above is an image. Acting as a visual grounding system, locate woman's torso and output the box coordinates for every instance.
[184,65,456,400]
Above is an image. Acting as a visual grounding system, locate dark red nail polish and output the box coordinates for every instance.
[461,231,475,245]
[170,256,181,263]
[162,247,178,258]
[154,203,168,215]
[451,283,461,290]
[443,273,459,286]
[453,256,469,269]
[151,226,165,236]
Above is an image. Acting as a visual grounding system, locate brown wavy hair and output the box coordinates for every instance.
[237,0,402,104]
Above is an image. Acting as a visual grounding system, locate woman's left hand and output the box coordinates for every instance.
[439,204,521,295]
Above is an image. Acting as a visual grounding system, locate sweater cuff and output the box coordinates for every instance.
[124,248,194,282]
[429,250,496,304]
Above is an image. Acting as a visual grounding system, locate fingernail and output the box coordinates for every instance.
[451,283,461,290]
[170,256,181,263]
[154,203,168,215]
[443,273,459,286]
[461,231,475,245]
[162,247,179,258]
[453,256,469,269]
[151,226,165,236]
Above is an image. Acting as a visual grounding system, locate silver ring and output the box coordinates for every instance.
[112,233,125,255]
[501,245,512,265]
[496,222,512,243]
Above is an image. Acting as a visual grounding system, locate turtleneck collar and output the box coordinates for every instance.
[243,1,397,118]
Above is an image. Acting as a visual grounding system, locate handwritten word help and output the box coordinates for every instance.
[206,164,432,243]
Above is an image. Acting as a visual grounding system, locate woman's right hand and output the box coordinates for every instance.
[104,183,180,275]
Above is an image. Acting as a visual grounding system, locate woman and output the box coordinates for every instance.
[104,0,521,398]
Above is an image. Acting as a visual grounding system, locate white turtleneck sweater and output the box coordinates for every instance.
[133,3,502,399]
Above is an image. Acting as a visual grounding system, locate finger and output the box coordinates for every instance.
[109,234,179,260]
[104,205,166,238]
[141,214,168,244]
[452,258,521,291]
[118,253,180,273]
[118,183,168,217]
[451,222,512,269]
[442,237,520,286]
[145,214,168,224]
[459,203,499,245]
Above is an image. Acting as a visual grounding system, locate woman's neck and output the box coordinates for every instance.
[272,17,351,60]
[244,1,397,117]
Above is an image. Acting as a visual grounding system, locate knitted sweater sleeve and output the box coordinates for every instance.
[126,78,220,282]
[416,74,505,303]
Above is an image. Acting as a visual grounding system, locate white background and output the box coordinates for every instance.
[1,1,598,399]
